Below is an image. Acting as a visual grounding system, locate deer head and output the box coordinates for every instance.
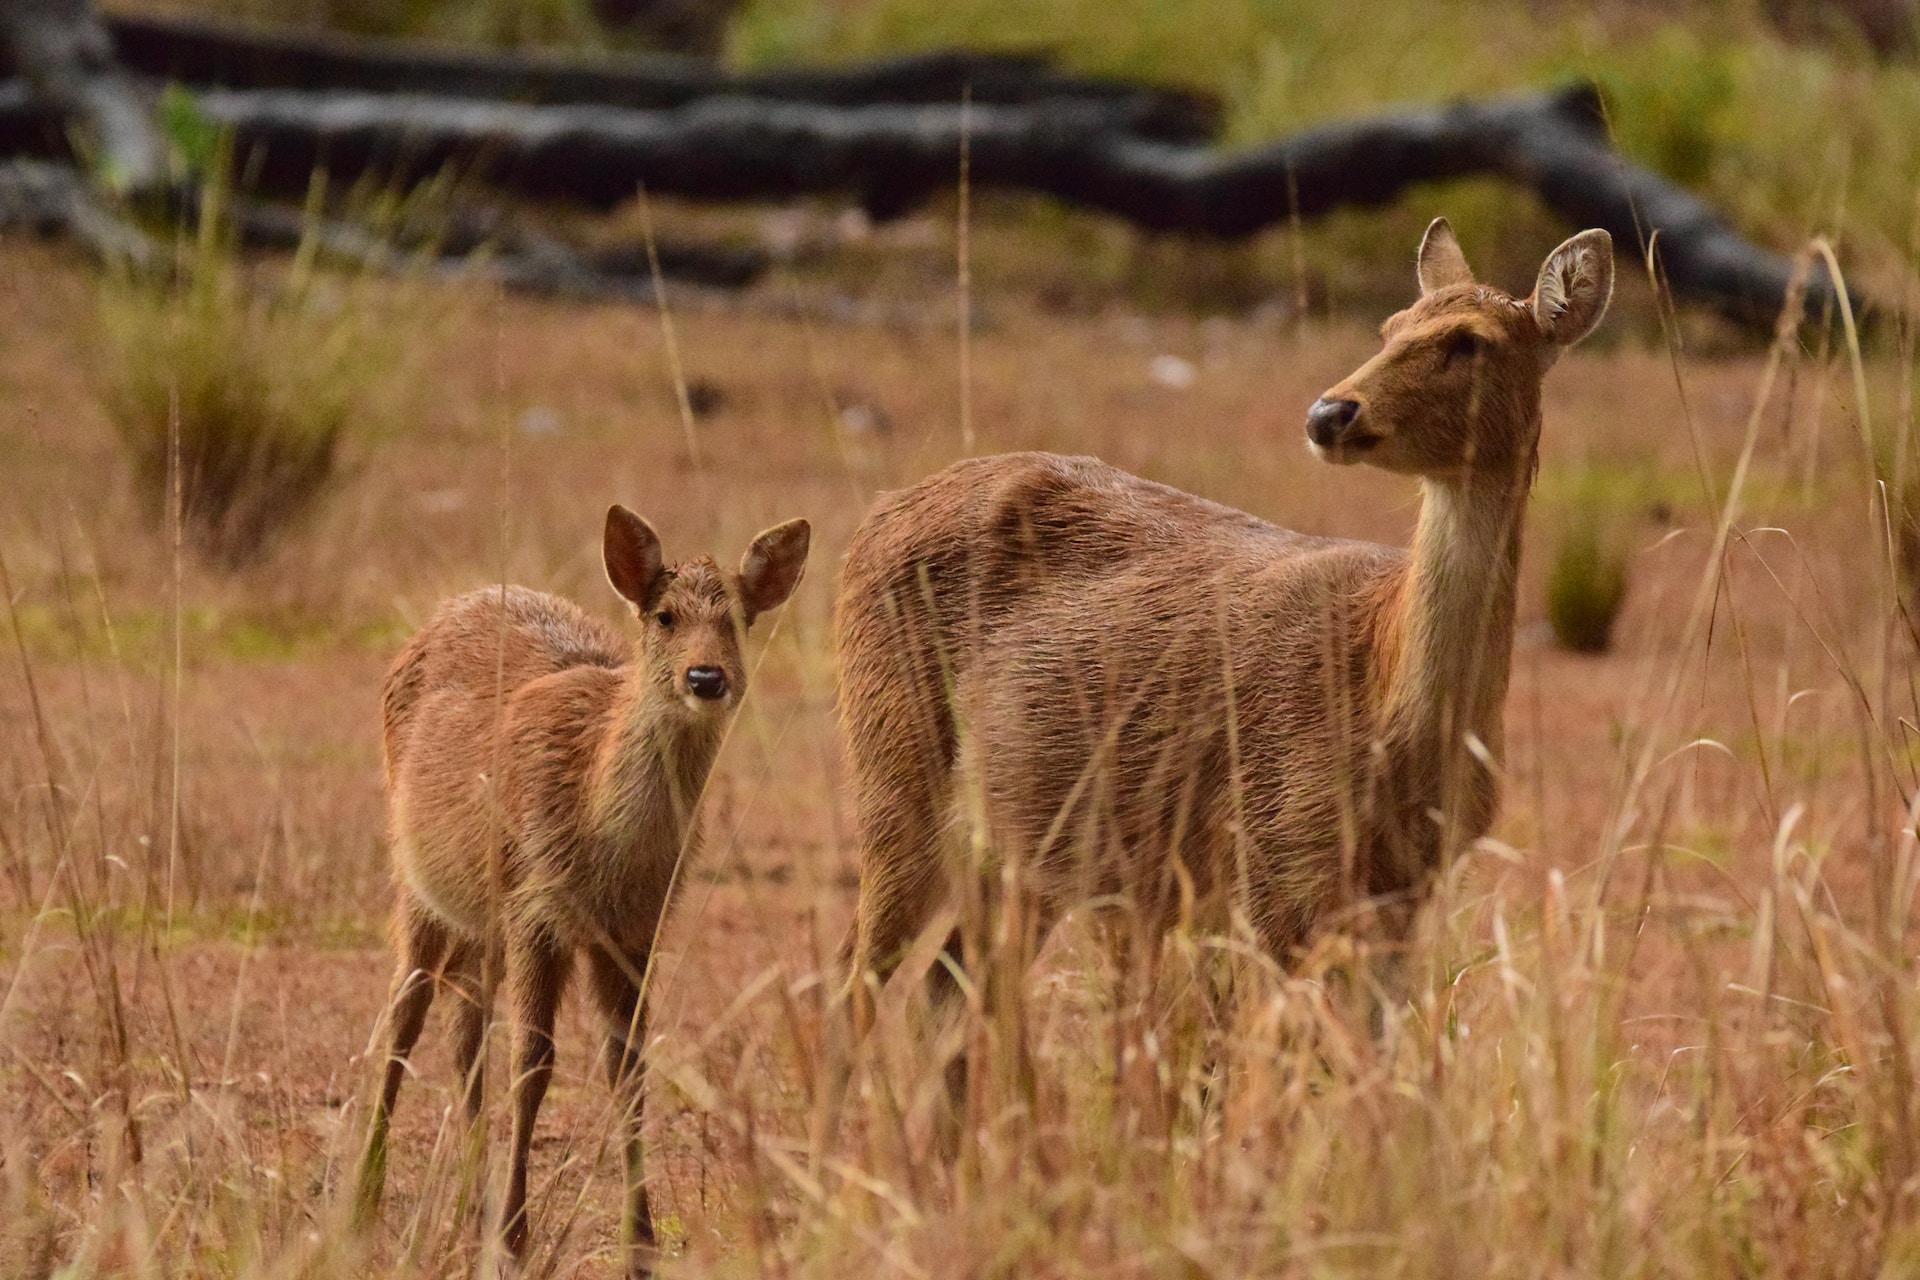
[1306,218,1613,484]
[603,506,811,712]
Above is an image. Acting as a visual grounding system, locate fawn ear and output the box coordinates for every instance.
[604,505,666,608]
[738,518,810,623]
[1532,228,1614,348]
[1417,217,1474,295]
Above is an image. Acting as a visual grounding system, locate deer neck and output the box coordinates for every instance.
[589,676,726,842]
[1373,457,1532,839]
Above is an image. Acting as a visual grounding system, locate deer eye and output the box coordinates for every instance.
[1446,332,1484,363]
[654,609,676,630]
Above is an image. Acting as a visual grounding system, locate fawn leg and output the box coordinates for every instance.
[586,945,657,1278]
[500,932,570,1262]
[353,893,450,1227]
[444,938,489,1129]
[441,936,494,1232]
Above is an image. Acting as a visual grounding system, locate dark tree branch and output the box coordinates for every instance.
[0,7,1849,332]
[0,155,763,299]
[0,0,163,193]
[80,12,1219,142]
[43,79,1826,329]
[0,156,157,265]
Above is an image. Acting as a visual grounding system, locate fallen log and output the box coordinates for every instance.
[226,196,768,290]
[80,13,1220,143]
[0,0,741,300]
[0,52,1848,329]
[50,78,1826,329]
[0,0,163,193]
[0,155,158,265]
[0,156,765,299]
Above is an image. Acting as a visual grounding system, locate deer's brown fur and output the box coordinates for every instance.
[834,220,1612,1040]
[354,506,809,1277]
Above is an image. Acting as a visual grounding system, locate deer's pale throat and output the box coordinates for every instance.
[591,675,727,839]
[1377,398,1542,856]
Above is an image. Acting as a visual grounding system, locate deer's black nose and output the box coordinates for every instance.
[686,667,729,701]
[1306,397,1363,448]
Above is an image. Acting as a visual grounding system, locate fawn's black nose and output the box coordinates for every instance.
[685,666,730,701]
[1306,397,1363,448]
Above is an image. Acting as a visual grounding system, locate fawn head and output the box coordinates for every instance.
[602,506,811,713]
[1307,218,1613,483]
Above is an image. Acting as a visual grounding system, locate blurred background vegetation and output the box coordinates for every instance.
[78,0,1920,606]
[142,0,1920,308]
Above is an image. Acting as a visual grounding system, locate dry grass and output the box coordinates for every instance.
[96,187,410,572]
[1,204,1917,1279]
[1544,478,1634,653]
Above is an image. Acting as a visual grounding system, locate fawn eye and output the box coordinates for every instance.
[654,610,676,629]
[1446,332,1484,363]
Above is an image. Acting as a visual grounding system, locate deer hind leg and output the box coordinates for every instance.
[924,870,1054,1166]
[500,931,571,1263]
[586,945,657,1278]
[443,938,490,1130]
[440,935,494,1231]
[816,622,960,1168]
[842,701,960,1013]
[812,821,951,1175]
[353,891,451,1227]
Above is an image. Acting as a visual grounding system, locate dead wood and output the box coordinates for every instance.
[0,154,763,299]
[57,79,1827,329]
[0,0,163,193]
[0,156,157,266]
[0,2,1851,330]
[84,12,1219,142]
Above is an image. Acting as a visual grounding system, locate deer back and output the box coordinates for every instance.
[382,586,628,937]
[838,452,1410,946]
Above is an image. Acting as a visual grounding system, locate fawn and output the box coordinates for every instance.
[355,505,810,1276]
[829,219,1612,1106]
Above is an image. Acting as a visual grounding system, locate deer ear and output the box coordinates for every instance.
[738,518,810,623]
[1531,228,1614,347]
[604,505,665,607]
[1417,217,1474,295]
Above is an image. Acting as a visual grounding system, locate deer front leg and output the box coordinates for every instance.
[587,945,657,1278]
[500,931,569,1262]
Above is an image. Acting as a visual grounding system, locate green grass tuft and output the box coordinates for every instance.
[97,183,389,572]
[1546,509,1631,654]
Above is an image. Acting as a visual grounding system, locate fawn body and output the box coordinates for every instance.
[356,506,809,1276]
[835,219,1612,1041]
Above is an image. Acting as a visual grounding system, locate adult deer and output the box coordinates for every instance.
[354,507,810,1277]
[833,218,1611,1068]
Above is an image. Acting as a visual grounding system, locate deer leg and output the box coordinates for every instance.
[441,936,493,1230]
[830,609,961,1169]
[846,795,953,1035]
[813,779,953,1171]
[500,931,570,1263]
[924,924,971,1160]
[841,595,960,1037]
[353,893,450,1228]
[586,945,656,1278]
[443,939,490,1129]
[927,882,1051,1165]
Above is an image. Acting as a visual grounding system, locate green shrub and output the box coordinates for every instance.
[99,188,384,571]
[1546,513,1631,654]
